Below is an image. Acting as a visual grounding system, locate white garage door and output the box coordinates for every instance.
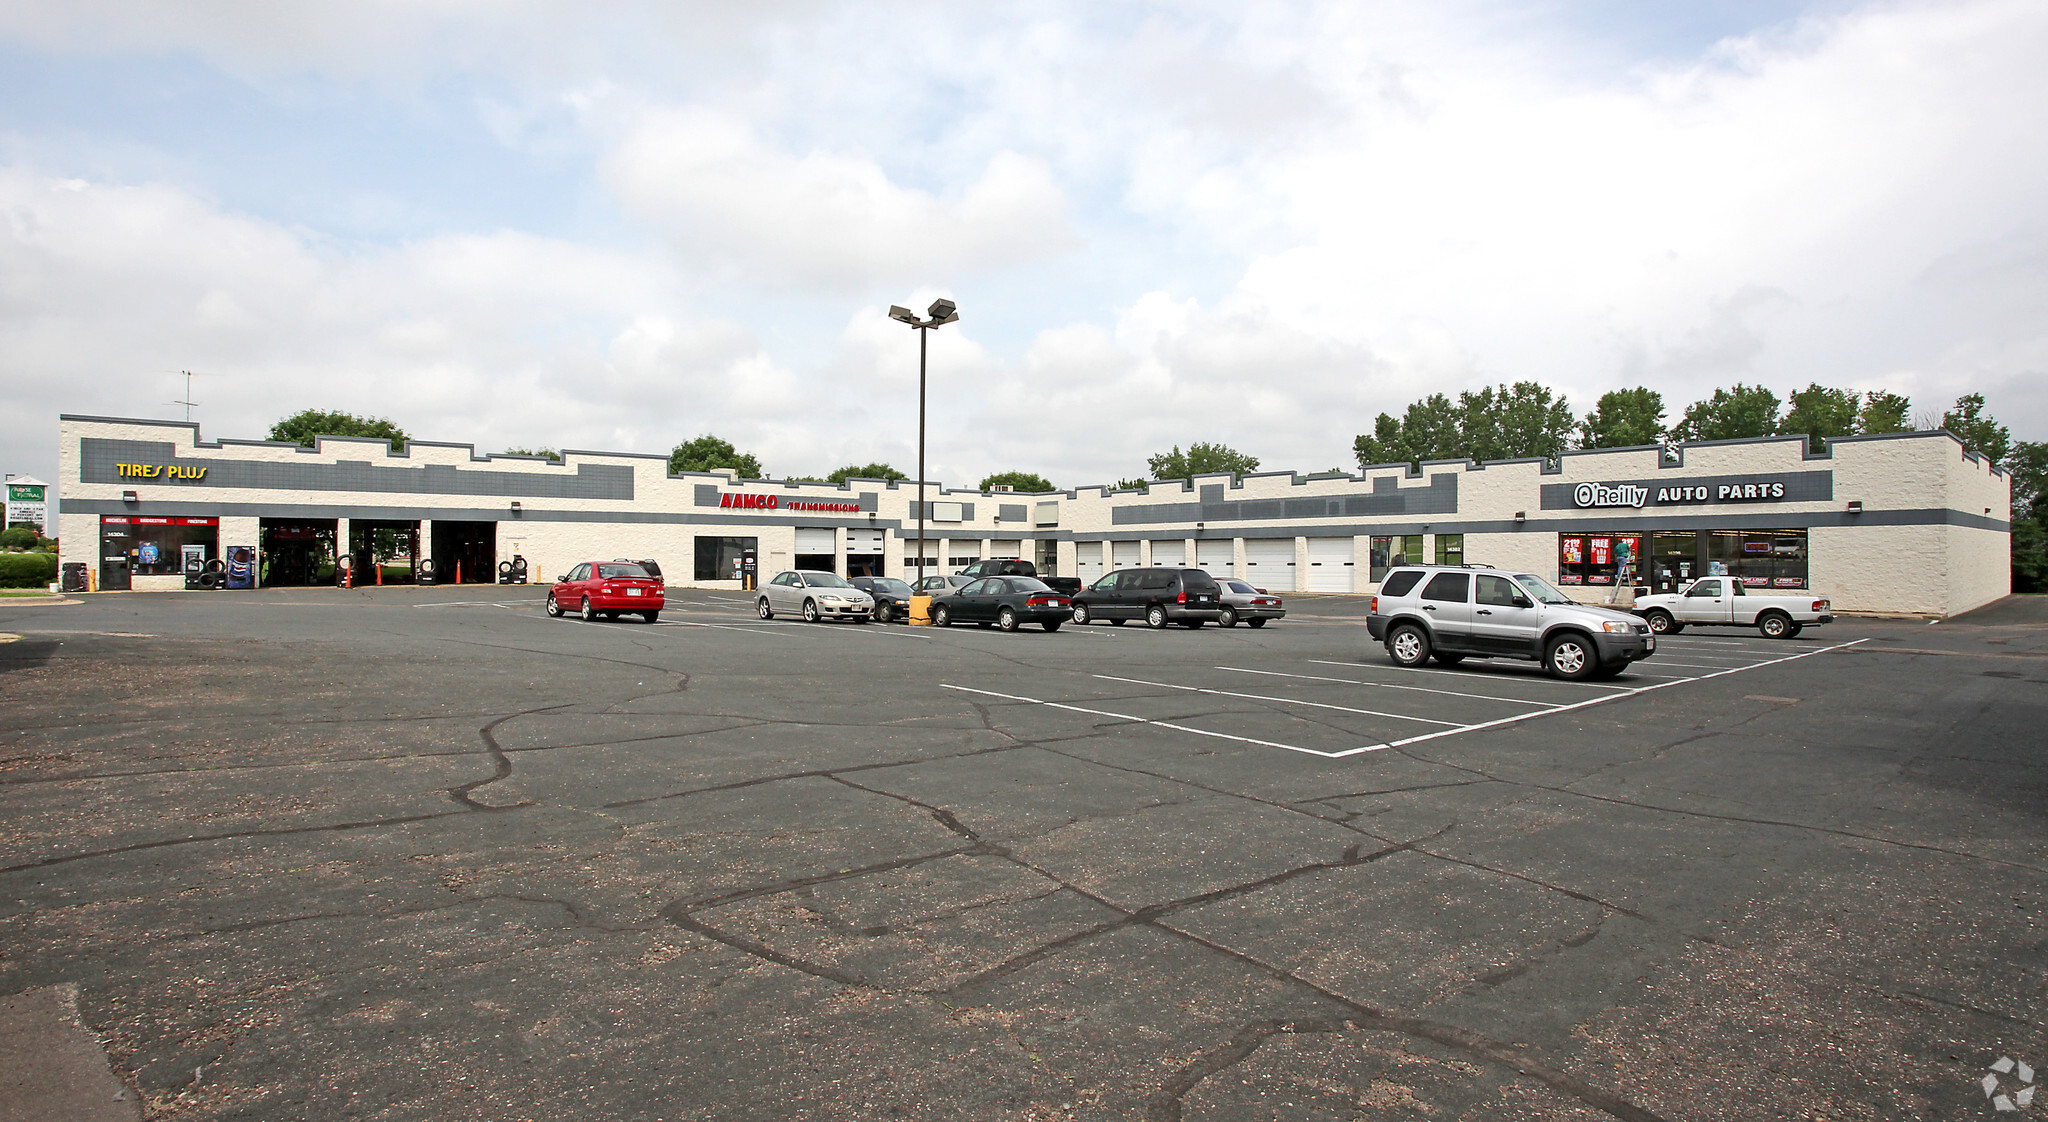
[1150,539,1187,567]
[1243,538,1297,591]
[1077,542,1106,584]
[846,529,885,553]
[795,528,836,553]
[1196,539,1233,578]
[1111,541,1141,570]
[1307,537,1355,592]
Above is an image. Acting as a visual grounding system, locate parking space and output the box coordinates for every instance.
[2,585,2041,1121]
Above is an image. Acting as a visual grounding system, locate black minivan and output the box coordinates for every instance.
[1070,567,1225,629]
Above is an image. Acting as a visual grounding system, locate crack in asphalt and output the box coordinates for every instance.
[447,705,568,810]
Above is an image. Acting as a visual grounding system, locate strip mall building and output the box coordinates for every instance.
[59,414,2010,616]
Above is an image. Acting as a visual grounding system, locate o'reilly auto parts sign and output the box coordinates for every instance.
[1541,470,1829,511]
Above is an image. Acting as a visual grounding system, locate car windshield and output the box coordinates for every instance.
[804,573,852,588]
[1227,580,1257,594]
[870,578,913,595]
[1512,574,1574,604]
[596,563,651,579]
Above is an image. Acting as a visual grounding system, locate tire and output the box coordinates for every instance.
[642,611,659,623]
[802,599,820,623]
[1643,610,1679,635]
[1071,602,1092,625]
[1146,604,1169,629]
[1043,620,1062,632]
[581,597,596,622]
[997,608,1019,632]
[1387,624,1431,667]
[934,604,952,627]
[1434,652,1465,666]
[757,598,774,620]
[545,593,563,617]
[1218,607,1239,627]
[1544,633,1599,681]
[1757,612,1795,639]
[873,603,891,624]
[1785,623,1803,638]
[1245,618,1268,629]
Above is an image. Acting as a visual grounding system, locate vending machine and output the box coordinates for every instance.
[226,545,256,589]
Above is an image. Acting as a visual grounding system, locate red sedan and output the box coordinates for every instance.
[546,560,665,622]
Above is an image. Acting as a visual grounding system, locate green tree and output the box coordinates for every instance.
[1112,478,1149,491]
[1667,384,1781,443]
[1354,393,1461,469]
[501,447,561,462]
[1941,393,2012,465]
[1459,382,1574,462]
[825,463,907,484]
[2009,441,2048,592]
[1856,391,1911,435]
[269,409,408,451]
[979,470,1055,492]
[668,434,764,479]
[1146,442,1260,482]
[1779,384,1861,453]
[1578,387,1666,449]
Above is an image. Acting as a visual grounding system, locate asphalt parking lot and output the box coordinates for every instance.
[1,586,2043,1121]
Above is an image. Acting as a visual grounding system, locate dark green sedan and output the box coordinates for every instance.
[930,576,1073,632]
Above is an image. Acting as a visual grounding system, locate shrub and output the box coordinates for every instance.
[0,551,58,588]
[0,526,37,550]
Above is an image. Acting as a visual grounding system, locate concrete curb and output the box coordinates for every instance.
[0,984,142,1122]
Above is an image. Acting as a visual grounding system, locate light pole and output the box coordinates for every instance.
[888,298,958,591]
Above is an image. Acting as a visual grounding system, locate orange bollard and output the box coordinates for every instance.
[456,561,462,585]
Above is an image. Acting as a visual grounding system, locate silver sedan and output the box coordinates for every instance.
[913,574,975,598]
[757,570,874,623]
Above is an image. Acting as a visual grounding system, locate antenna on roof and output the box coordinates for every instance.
[167,369,211,422]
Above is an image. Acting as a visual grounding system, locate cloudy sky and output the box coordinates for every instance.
[3,0,2044,495]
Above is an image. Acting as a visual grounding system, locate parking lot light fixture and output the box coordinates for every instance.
[889,297,959,590]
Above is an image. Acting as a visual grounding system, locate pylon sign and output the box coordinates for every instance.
[4,477,48,532]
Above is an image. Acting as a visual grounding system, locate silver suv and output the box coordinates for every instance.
[1366,565,1655,680]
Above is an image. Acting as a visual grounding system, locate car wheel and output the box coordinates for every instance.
[1545,633,1599,680]
[1042,620,1062,632]
[1146,604,1168,629]
[997,608,1019,632]
[1218,607,1238,627]
[1757,611,1794,639]
[1071,602,1092,625]
[545,593,562,617]
[1245,618,1268,628]
[757,598,774,620]
[873,603,891,624]
[802,599,820,623]
[1434,652,1465,666]
[1785,622,1803,638]
[1643,610,1678,635]
[581,597,596,622]
[1387,624,1431,667]
[934,604,952,627]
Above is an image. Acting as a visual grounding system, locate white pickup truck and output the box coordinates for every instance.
[1632,577,1833,639]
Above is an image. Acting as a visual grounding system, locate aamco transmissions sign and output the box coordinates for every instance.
[718,492,861,513]
[1574,479,1789,508]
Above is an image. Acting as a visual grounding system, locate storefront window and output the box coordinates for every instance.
[1433,534,1464,566]
[695,536,758,581]
[1706,529,1808,589]
[102,516,218,576]
[1369,534,1426,581]
[1557,532,1643,586]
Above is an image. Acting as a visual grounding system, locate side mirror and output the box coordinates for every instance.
[556,575,568,582]
[1512,596,1532,609]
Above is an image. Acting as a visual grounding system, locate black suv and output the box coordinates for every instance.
[1070,567,1224,629]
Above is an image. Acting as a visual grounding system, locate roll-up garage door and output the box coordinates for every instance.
[1196,540,1233,577]
[1077,542,1106,584]
[1243,538,1296,591]
[846,529,885,553]
[990,539,1023,558]
[1149,539,1187,567]
[795,528,836,553]
[1306,537,1355,593]
[1111,541,1141,570]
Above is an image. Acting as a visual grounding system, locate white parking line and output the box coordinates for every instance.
[1093,674,1465,726]
[1215,666,1561,708]
[1307,658,1637,691]
[941,684,1368,757]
